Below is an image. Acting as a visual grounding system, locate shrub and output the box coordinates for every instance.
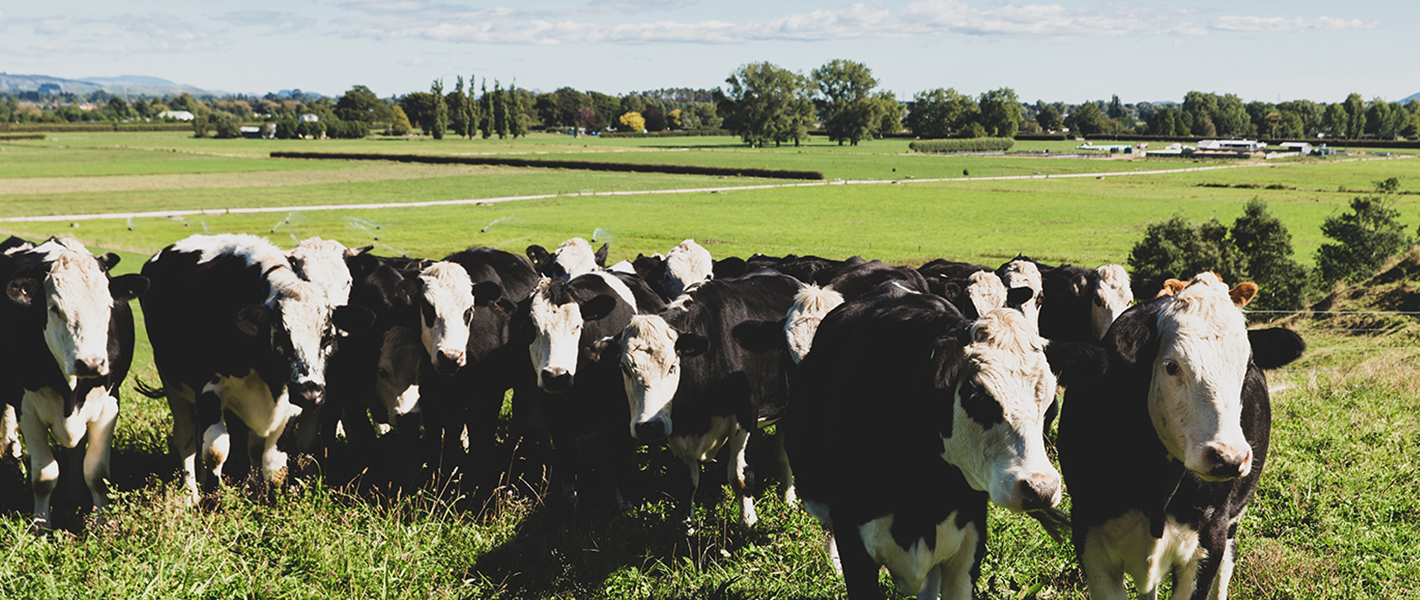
[1128,214,1246,285]
[211,112,242,139]
[1316,196,1412,283]
[908,137,1015,153]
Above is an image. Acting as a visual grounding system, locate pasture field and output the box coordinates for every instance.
[1,133,1418,598]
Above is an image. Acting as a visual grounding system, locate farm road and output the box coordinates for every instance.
[2,156,1408,224]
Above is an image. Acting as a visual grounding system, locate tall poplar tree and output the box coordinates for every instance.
[430,78,447,140]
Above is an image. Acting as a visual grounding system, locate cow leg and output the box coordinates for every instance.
[916,566,942,600]
[1079,528,1129,600]
[548,431,579,512]
[725,426,757,528]
[167,396,199,500]
[1,403,21,462]
[19,405,58,530]
[198,389,230,493]
[937,521,980,600]
[1208,538,1237,600]
[81,393,119,513]
[772,426,795,504]
[832,514,886,600]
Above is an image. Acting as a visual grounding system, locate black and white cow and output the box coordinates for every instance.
[0,236,36,465]
[613,270,802,528]
[787,287,1106,599]
[140,234,373,496]
[1058,273,1305,600]
[526,237,609,281]
[397,246,540,478]
[0,238,147,528]
[522,270,665,509]
[784,260,932,364]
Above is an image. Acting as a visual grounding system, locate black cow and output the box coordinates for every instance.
[612,270,802,528]
[784,260,933,364]
[1058,273,1305,600]
[140,234,373,496]
[1,238,147,528]
[520,270,666,510]
[788,285,1106,599]
[397,246,540,481]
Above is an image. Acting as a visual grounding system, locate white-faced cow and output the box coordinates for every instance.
[662,239,715,299]
[525,237,609,281]
[140,234,373,497]
[613,270,802,528]
[787,287,1106,599]
[397,247,539,480]
[1,238,147,529]
[1058,273,1305,600]
[521,270,665,510]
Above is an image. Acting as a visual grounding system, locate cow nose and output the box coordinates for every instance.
[540,368,573,393]
[1204,443,1252,479]
[634,419,668,440]
[291,381,325,406]
[1017,474,1060,511]
[434,349,465,375]
[74,356,108,378]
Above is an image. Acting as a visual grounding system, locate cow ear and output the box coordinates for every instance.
[6,278,39,307]
[1106,301,1161,367]
[1248,327,1306,370]
[930,337,967,392]
[98,252,121,271]
[588,336,620,363]
[236,304,273,337]
[346,245,374,258]
[333,304,377,335]
[1131,278,1163,301]
[675,333,710,357]
[474,281,504,306]
[580,295,619,322]
[1045,341,1110,386]
[396,278,422,306]
[526,245,551,271]
[1162,279,1187,296]
[594,243,609,267]
[1006,286,1035,308]
[732,319,788,352]
[109,274,149,302]
[1229,282,1258,307]
[346,252,380,280]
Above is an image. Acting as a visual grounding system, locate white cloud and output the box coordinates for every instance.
[1210,16,1378,33]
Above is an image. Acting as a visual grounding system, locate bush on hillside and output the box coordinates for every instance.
[1316,196,1413,283]
[908,137,1014,153]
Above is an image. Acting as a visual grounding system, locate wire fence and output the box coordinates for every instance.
[1249,308,1420,373]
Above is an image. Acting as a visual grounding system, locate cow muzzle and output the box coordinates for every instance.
[290,381,325,406]
[633,417,670,441]
[539,367,573,393]
[1201,442,1253,480]
[1015,473,1061,511]
[73,355,109,378]
[434,349,465,375]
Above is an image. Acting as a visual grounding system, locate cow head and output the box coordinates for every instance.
[784,285,845,364]
[664,239,713,299]
[287,238,355,307]
[617,314,707,440]
[998,259,1042,334]
[1091,264,1133,340]
[527,277,618,393]
[374,326,424,429]
[1149,272,1258,481]
[527,238,607,281]
[6,240,148,382]
[235,264,372,406]
[966,270,1007,318]
[937,308,1070,513]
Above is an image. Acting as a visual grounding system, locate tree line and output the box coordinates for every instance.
[3,62,1417,144]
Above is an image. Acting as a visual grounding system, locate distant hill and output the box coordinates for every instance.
[0,73,224,97]
[1405,93,1419,104]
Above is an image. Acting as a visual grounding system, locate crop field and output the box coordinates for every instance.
[1,132,1418,598]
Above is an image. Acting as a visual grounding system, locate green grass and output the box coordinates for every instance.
[2,133,1418,599]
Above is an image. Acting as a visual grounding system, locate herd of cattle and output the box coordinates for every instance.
[0,232,1306,599]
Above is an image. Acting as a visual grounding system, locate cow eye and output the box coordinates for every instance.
[1163,360,1180,377]
[377,368,390,379]
[1093,296,1105,307]
[49,305,64,319]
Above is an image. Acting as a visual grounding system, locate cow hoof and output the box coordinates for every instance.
[27,518,52,536]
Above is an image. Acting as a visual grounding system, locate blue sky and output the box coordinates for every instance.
[2,0,1416,104]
